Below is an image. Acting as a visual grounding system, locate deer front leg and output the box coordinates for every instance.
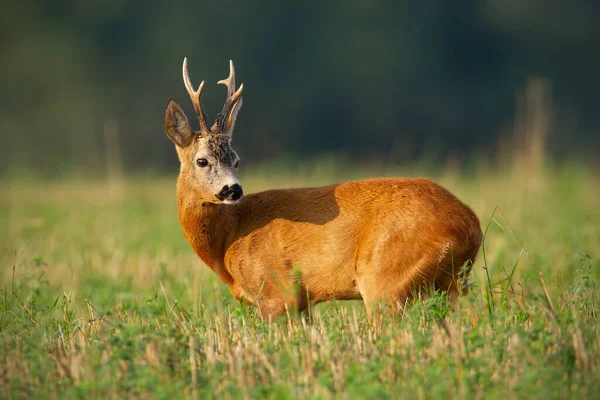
[255,298,288,322]
[228,281,289,321]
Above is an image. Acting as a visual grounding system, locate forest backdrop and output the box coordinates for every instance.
[1,1,599,175]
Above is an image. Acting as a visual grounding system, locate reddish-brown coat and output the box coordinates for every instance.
[166,58,482,320]
[177,176,482,320]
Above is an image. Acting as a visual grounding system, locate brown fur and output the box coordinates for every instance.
[165,58,482,321]
[177,176,482,320]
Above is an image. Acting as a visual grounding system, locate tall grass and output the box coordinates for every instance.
[1,160,598,398]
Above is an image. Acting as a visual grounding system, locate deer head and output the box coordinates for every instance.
[164,58,244,204]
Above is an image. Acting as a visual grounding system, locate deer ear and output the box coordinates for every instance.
[164,99,195,147]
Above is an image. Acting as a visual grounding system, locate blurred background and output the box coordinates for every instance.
[1,0,599,177]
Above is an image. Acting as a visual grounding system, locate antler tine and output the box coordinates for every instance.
[212,59,244,134]
[182,57,209,132]
[231,83,244,102]
[217,60,237,98]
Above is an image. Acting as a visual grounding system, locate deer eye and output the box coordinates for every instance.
[196,158,209,167]
[234,160,239,169]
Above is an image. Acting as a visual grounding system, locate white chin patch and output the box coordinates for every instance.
[222,198,241,205]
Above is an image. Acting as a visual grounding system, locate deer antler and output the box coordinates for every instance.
[182,57,210,133]
[218,60,244,102]
[214,60,244,134]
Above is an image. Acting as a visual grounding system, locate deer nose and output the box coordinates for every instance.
[230,184,243,200]
[217,184,243,201]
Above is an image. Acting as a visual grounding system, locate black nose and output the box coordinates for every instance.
[230,184,243,200]
[216,184,243,201]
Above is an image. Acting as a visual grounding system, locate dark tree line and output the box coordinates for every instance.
[1,1,599,174]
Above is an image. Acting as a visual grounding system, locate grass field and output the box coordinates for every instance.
[1,162,599,399]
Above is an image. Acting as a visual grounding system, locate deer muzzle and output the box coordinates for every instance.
[216,184,243,203]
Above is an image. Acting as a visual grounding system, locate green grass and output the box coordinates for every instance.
[1,164,599,399]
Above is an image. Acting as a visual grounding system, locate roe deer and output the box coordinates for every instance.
[164,58,482,320]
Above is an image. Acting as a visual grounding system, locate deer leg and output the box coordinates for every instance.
[432,255,474,311]
[434,273,468,311]
[357,256,439,320]
[358,275,407,323]
[255,298,288,322]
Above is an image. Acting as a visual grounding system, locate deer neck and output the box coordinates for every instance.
[176,181,237,284]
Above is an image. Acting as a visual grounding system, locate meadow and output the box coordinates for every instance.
[1,160,599,399]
